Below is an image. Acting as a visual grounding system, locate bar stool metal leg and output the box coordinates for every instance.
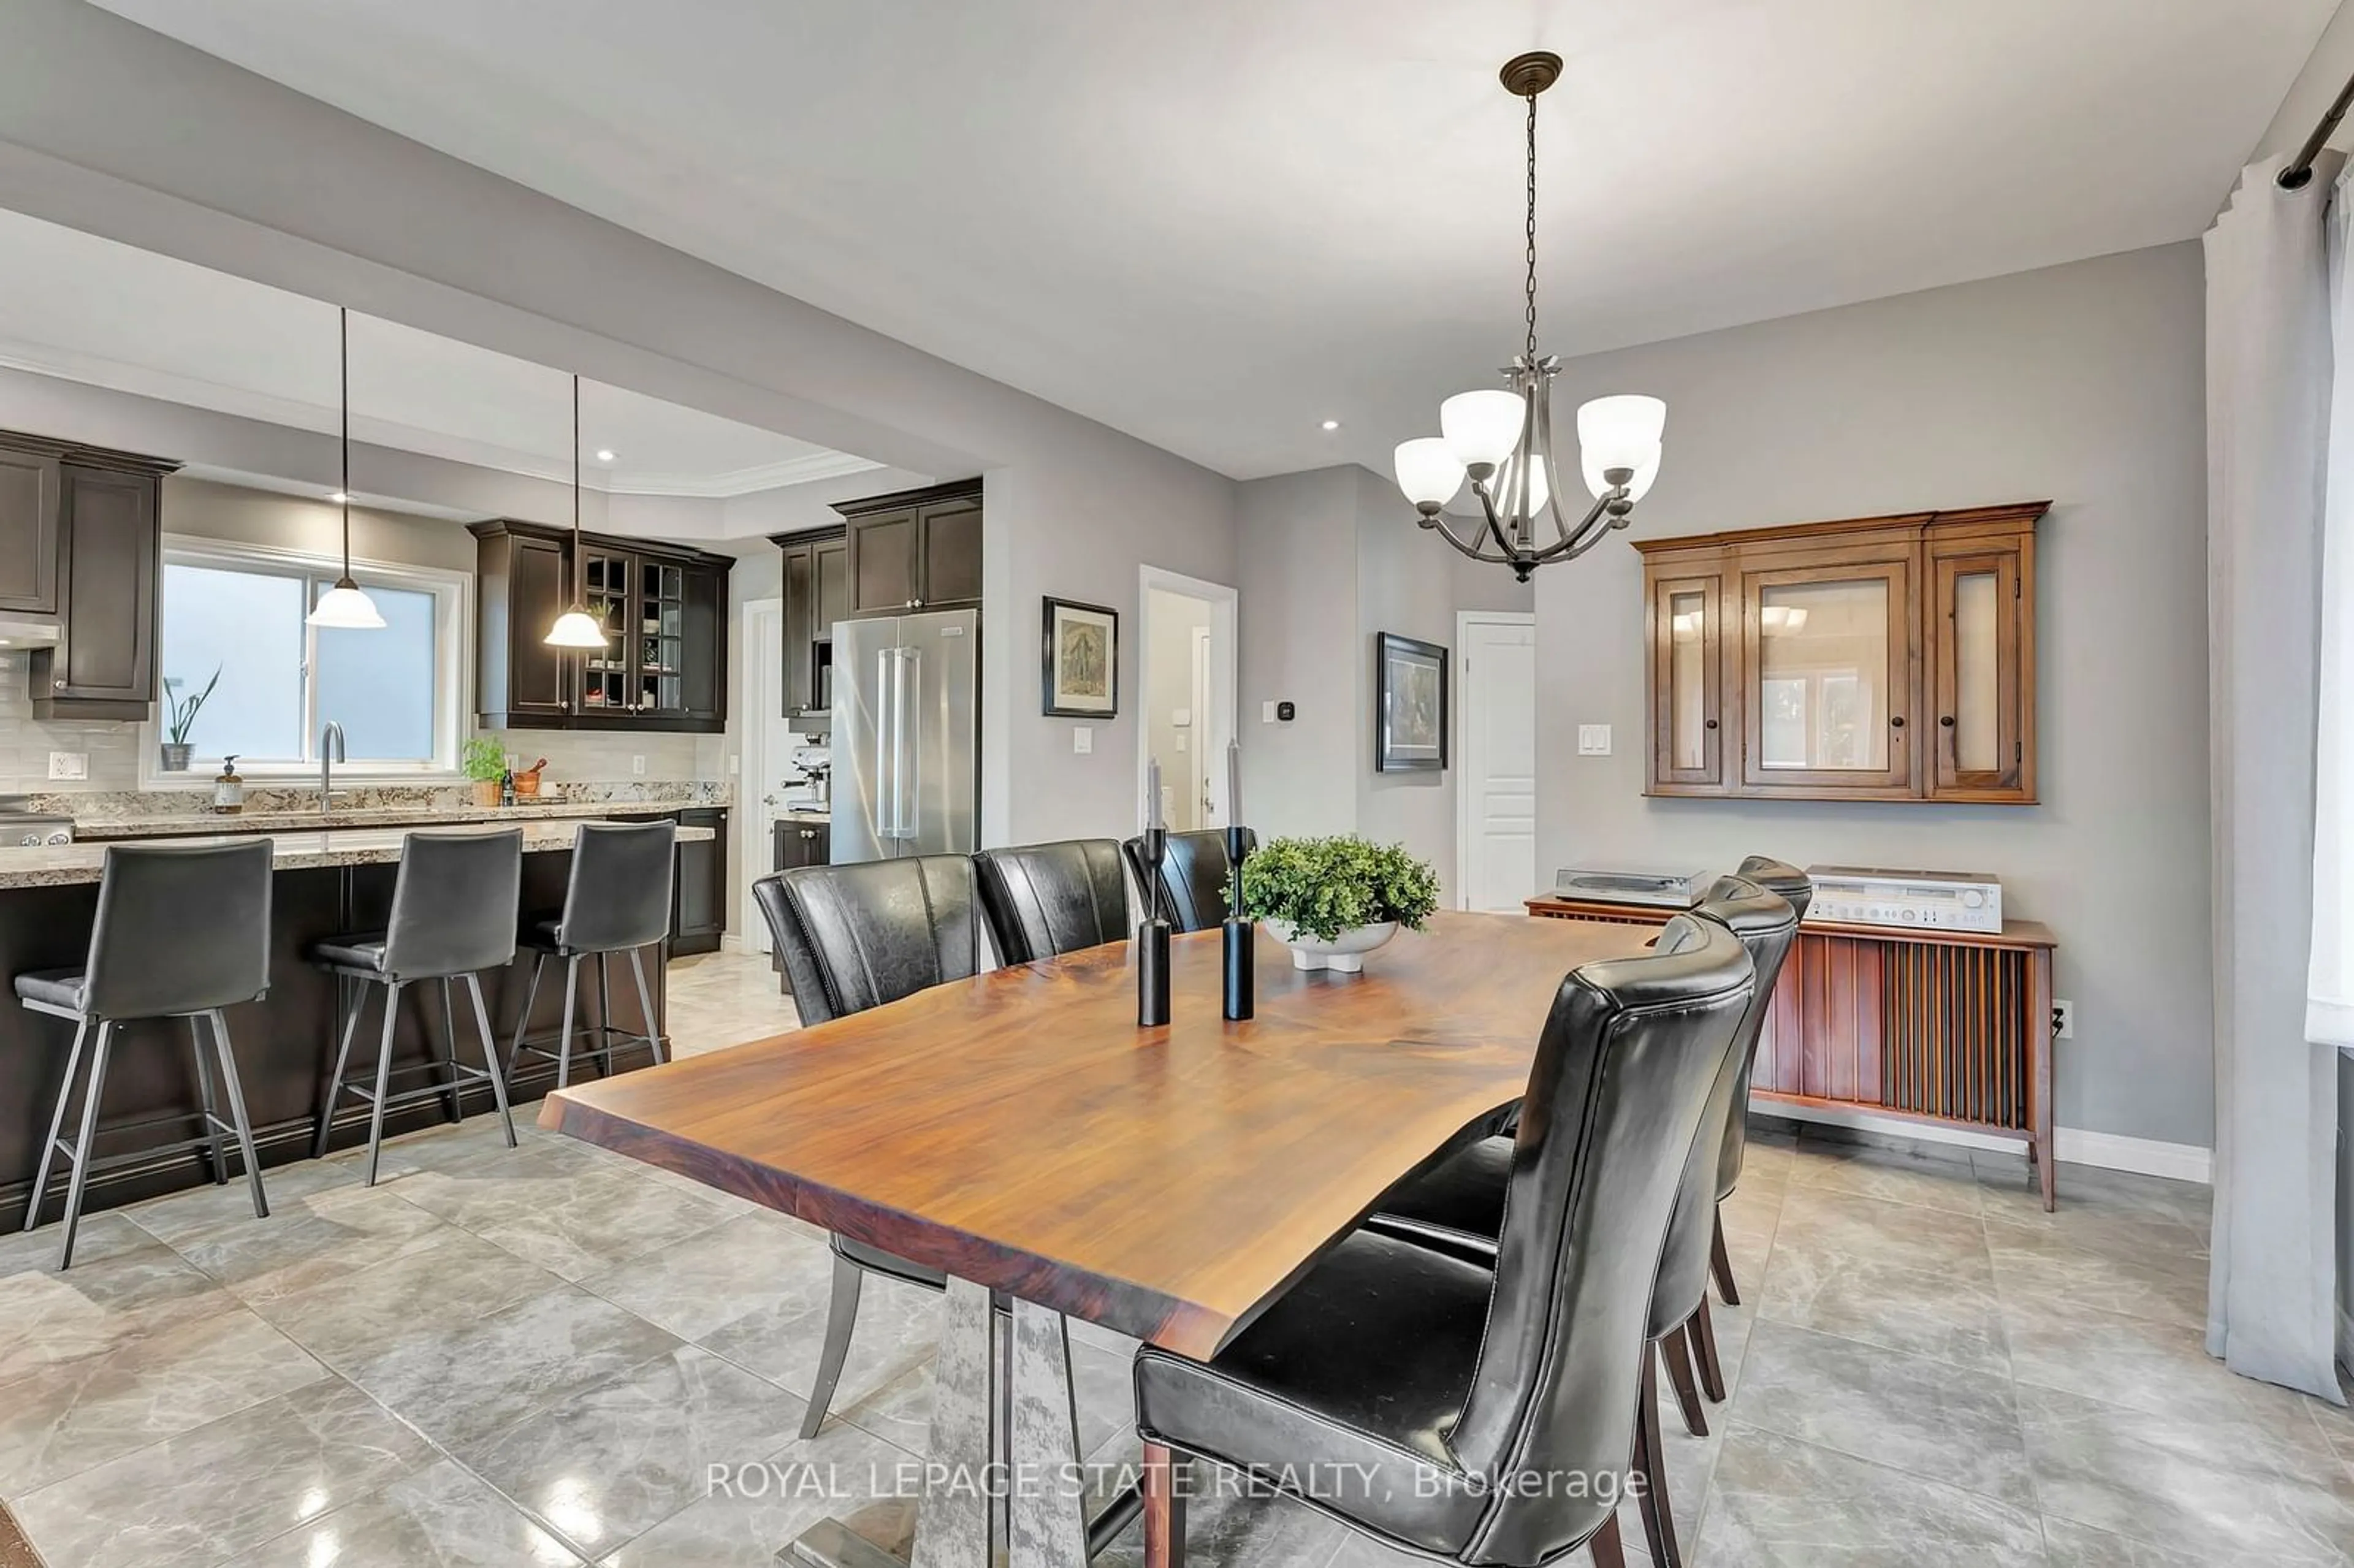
[316,976,366,1159]
[56,1020,116,1270]
[596,953,613,1068]
[462,972,518,1147]
[509,951,546,1078]
[364,980,403,1187]
[188,1016,229,1186]
[628,947,665,1066]
[204,1010,269,1220]
[556,956,582,1089]
[435,979,465,1124]
[25,1018,88,1233]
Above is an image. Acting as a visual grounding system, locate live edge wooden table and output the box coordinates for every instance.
[1528,896,2063,1210]
[543,911,1653,1568]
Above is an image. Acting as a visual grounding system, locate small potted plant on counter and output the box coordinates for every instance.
[1234,834,1440,972]
[462,737,509,808]
[159,666,219,772]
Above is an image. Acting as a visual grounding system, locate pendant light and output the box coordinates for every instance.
[544,373,608,649]
[306,307,386,628]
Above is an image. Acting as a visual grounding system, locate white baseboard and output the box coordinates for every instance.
[1754,1098,2212,1184]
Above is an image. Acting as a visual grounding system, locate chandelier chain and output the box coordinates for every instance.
[1523,88,1539,364]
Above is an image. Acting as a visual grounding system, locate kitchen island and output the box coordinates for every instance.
[0,820,712,1231]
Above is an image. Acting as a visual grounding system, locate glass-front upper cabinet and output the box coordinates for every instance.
[577,547,634,714]
[637,560,687,714]
[1636,504,2043,804]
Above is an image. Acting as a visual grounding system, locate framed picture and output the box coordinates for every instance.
[1042,596,1120,717]
[1376,631,1449,772]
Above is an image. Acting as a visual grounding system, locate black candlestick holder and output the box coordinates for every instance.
[1222,823,1255,1021]
[1137,825,1172,1028]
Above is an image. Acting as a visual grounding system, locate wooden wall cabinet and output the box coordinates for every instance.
[1636,502,2045,804]
[772,526,847,715]
[836,479,983,618]
[470,520,733,733]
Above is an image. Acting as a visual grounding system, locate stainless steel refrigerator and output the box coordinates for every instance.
[831,608,979,862]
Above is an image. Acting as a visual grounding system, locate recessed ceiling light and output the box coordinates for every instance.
[595,449,617,463]
[328,490,349,503]
[1320,419,1341,432]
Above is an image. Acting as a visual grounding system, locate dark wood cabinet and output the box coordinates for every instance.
[773,527,850,715]
[834,479,983,618]
[0,448,60,615]
[470,520,733,733]
[1636,502,2045,805]
[671,807,728,955]
[768,816,831,988]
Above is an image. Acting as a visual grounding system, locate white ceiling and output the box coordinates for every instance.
[0,205,877,497]
[85,0,2338,482]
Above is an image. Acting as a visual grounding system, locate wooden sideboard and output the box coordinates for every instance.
[1528,896,2060,1209]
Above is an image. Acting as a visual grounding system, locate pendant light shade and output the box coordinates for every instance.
[545,373,609,649]
[307,307,384,629]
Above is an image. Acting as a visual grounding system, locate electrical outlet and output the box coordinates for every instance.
[630,755,646,777]
[1072,726,1092,755]
[1578,724,1612,756]
[47,752,86,781]
[2052,1000,2074,1039]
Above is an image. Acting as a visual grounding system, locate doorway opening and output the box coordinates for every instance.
[1137,568,1239,835]
[741,597,804,951]
[1455,609,1539,911]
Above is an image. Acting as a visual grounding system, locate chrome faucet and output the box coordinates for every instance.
[319,721,346,813]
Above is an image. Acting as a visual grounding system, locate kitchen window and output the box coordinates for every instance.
[148,541,468,778]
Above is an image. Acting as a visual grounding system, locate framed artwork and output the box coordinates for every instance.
[1376,631,1449,772]
[1042,596,1120,717]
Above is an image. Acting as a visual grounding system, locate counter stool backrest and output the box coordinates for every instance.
[972,839,1130,964]
[1449,913,1754,1564]
[555,820,677,953]
[381,829,524,981]
[84,839,275,1019]
[755,855,985,1024]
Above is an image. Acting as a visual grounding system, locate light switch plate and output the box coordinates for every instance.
[726,754,739,774]
[1262,700,1278,724]
[1073,726,1092,755]
[47,752,86,781]
[1577,724,1612,756]
[631,755,646,776]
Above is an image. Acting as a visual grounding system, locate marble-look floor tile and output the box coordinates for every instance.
[600,1417,915,1567]
[1973,1154,2213,1233]
[159,1180,445,1308]
[1787,1138,1986,1217]
[11,1377,435,1568]
[390,1159,740,1281]
[1089,1469,1344,1568]
[1998,1292,2304,1435]
[1757,1233,2009,1377]
[700,1260,943,1421]
[455,1344,808,1559]
[1985,1215,2209,1333]
[1772,1183,1991,1276]
[243,1456,589,1567]
[1728,1318,2036,1509]
[2041,1515,2271,1568]
[0,1236,237,1382]
[1693,1423,2046,1567]
[0,1300,326,1494]
[2019,1382,2354,1564]
[347,1284,682,1451]
[249,1223,565,1369]
[581,1210,833,1343]
[0,1211,153,1276]
[121,1154,369,1250]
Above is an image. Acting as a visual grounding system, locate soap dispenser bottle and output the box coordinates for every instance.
[212,755,245,815]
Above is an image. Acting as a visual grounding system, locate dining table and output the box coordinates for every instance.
[541,910,1656,1568]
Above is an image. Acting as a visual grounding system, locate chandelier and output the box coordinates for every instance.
[1393,51,1666,582]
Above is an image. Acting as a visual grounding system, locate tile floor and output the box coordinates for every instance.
[1,951,2347,1567]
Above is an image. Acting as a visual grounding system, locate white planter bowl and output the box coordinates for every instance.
[1268,919,1398,973]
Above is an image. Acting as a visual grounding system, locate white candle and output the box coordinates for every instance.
[1147,756,1164,831]
[1227,739,1243,824]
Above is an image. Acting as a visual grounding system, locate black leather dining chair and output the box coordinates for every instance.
[1132,913,1755,1568]
[972,839,1130,962]
[754,855,992,1440]
[1119,828,1255,932]
[1710,855,1811,1304]
[1356,875,1800,1568]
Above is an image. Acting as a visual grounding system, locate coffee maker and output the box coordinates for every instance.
[790,743,832,811]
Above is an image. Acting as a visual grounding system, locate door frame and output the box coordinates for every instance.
[739,596,784,950]
[1453,609,1537,912]
[1136,565,1240,833]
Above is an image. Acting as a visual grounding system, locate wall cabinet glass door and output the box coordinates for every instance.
[1636,503,2044,805]
[579,548,634,714]
[637,560,687,714]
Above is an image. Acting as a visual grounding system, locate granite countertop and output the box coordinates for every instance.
[0,819,716,889]
[74,798,723,840]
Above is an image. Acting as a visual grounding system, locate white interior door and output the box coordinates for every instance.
[1190,626,1217,829]
[1457,612,1539,911]
[742,600,793,951]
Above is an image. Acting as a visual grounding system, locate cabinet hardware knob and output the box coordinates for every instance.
[1704,718,1718,731]
[1890,715,1905,728]
[52,679,64,689]
[1940,715,1956,728]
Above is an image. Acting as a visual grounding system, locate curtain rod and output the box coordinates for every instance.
[2280,66,2354,189]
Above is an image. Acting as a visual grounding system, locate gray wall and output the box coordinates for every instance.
[1531,242,2212,1149]
[1357,466,1461,896]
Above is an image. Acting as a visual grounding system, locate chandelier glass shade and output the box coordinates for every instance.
[1395,52,1667,582]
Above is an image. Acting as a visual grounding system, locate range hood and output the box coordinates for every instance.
[0,617,61,649]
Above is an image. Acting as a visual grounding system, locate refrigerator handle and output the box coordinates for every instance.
[874,646,899,842]
[893,649,921,838]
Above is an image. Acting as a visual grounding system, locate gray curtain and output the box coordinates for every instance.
[2203,155,2342,1401]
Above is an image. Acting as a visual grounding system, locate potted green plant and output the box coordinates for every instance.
[159,666,221,772]
[1232,834,1440,972]
[462,736,509,808]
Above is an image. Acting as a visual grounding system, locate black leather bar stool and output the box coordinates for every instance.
[972,839,1130,961]
[15,840,275,1269]
[1119,828,1255,932]
[511,820,676,1088]
[1131,914,1755,1568]
[310,828,524,1186]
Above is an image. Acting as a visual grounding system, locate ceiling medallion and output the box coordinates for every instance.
[1393,51,1666,582]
